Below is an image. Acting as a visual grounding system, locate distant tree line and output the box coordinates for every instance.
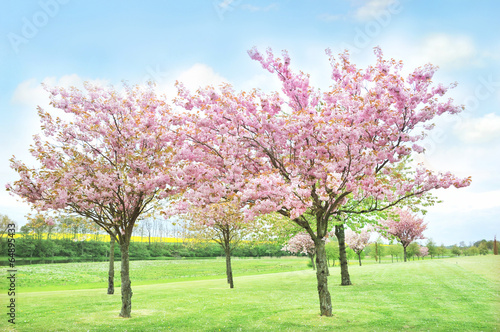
[0,235,290,261]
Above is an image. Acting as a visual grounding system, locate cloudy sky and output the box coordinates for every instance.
[1,0,499,245]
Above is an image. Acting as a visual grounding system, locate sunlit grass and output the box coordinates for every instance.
[0,256,498,331]
[1,257,310,292]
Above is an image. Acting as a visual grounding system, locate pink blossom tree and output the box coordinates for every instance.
[345,227,371,266]
[181,199,263,289]
[282,231,317,270]
[7,83,179,318]
[418,246,429,259]
[174,47,470,316]
[382,208,427,262]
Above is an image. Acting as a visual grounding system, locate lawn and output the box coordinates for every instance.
[1,256,498,331]
[0,257,310,292]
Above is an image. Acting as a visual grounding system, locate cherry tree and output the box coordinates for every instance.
[174,47,470,316]
[181,199,262,288]
[382,208,427,262]
[7,83,179,318]
[418,246,429,259]
[282,231,318,270]
[345,227,371,266]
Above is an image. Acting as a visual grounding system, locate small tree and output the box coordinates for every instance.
[478,242,489,255]
[382,208,427,262]
[466,246,479,256]
[283,232,317,270]
[494,236,498,255]
[426,239,437,259]
[418,246,429,259]
[0,214,17,241]
[182,200,262,288]
[451,245,462,257]
[387,244,403,263]
[369,239,385,263]
[436,244,447,258]
[345,227,371,266]
[406,242,421,260]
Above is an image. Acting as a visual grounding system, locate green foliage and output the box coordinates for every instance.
[367,241,385,262]
[451,245,462,257]
[15,237,37,257]
[478,242,489,255]
[426,239,437,258]
[387,244,404,261]
[325,241,339,266]
[345,247,357,260]
[406,242,421,259]
[466,246,479,256]
[1,237,289,260]
[474,239,494,250]
[436,244,448,258]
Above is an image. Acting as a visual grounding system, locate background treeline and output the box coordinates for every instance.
[0,236,290,260]
[0,213,495,261]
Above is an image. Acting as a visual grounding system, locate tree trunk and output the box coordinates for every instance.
[308,253,316,270]
[119,241,133,318]
[403,246,407,262]
[357,252,362,266]
[107,236,115,295]
[225,248,234,289]
[314,239,332,316]
[335,224,352,286]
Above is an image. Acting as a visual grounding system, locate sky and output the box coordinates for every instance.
[1,0,499,246]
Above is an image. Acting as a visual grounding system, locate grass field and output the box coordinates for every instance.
[1,256,499,331]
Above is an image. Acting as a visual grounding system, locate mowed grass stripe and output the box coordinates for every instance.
[1,256,498,331]
[0,257,310,292]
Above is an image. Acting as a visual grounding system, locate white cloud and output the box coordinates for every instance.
[155,63,230,102]
[454,113,500,143]
[419,34,476,68]
[241,4,278,12]
[429,188,500,214]
[354,0,397,21]
[12,74,109,110]
[176,63,228,91]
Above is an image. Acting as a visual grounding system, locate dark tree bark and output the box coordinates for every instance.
[215,223,236,289]
[335,224,352,286]
[119,240,132,318]
[225,248,234,288]
[403,245,408,262]
[107,236,115,295]
[357,252,362,266]
[314,239,332,316]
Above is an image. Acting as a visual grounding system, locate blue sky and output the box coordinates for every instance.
[1,0,499,245]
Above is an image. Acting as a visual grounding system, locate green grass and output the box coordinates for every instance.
[1,256,498,331]
[0,257,309,292]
